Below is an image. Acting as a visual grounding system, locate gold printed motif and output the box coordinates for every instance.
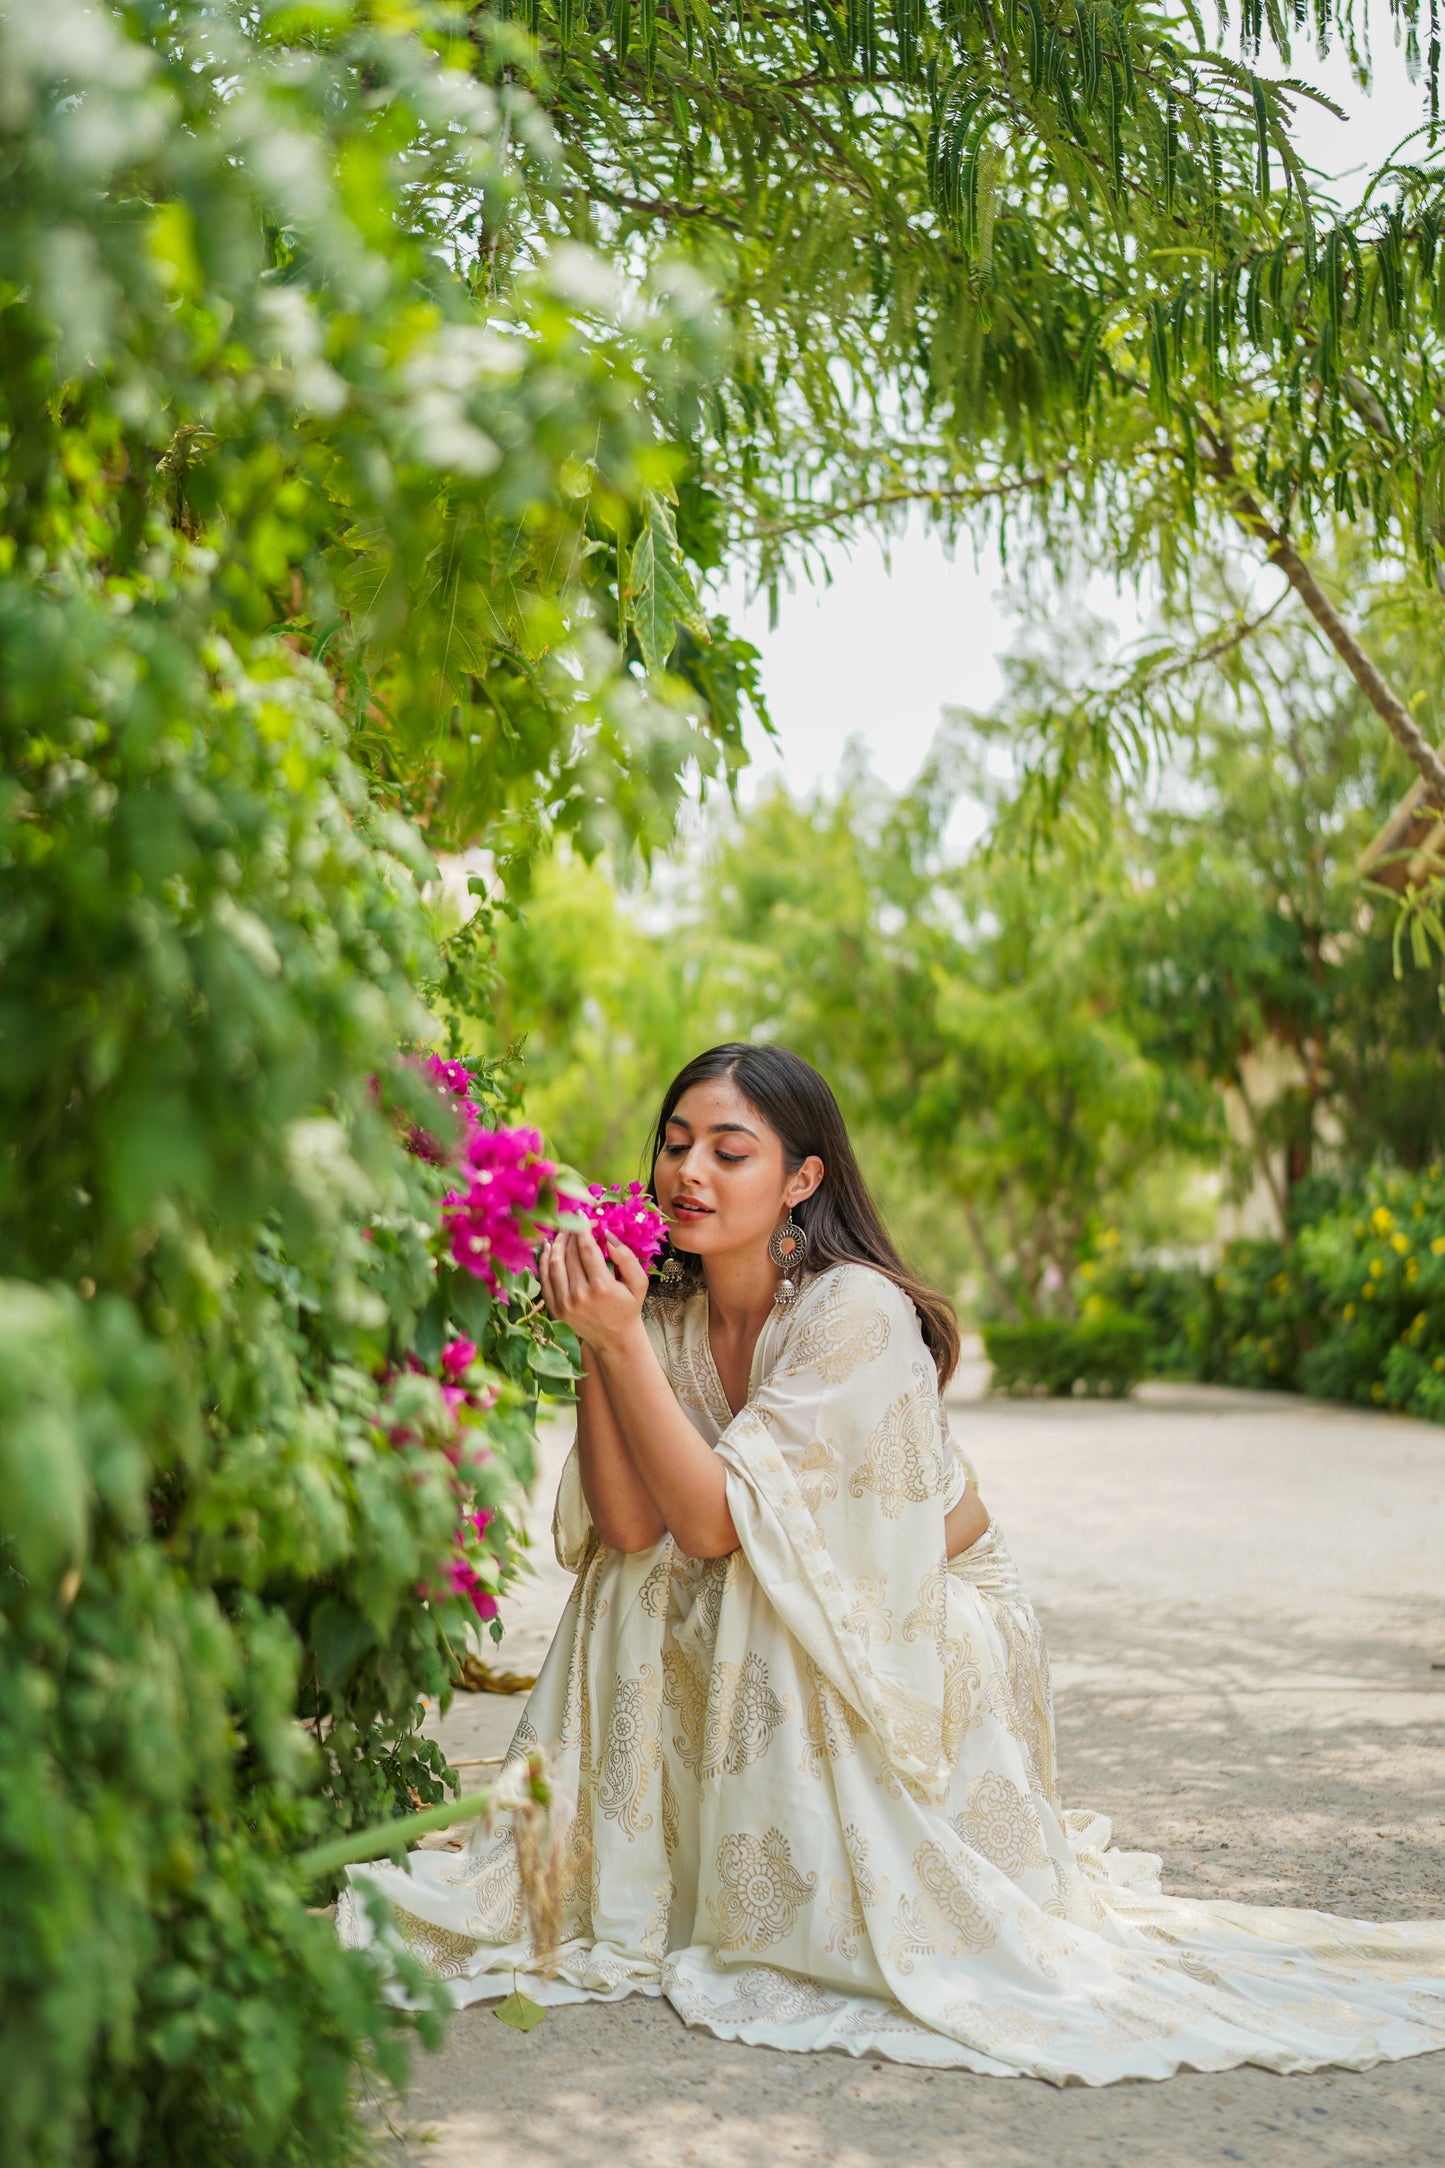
[560,1786,595,1935]
[705,1827,819,1953]
[689,1552,740,1650]
[826,1827,890,1960]
[637,1548,674,1620]
[902,1564,949,1647]
[845,1574,893,1649]
[684,1314,739,1432]
[391,1907,484,1981]
[835,1998,935,2041]
[950,1769,1049,1878]
[848,1363,948,1518]
[982,1602,1060,1807]
[1085,1983,1189,2045]
[502,1711,541,1772]
[940,1996,1067,2051]
[1019,1906,1082,1980]
[942,1635,985,1759]
[886,1841,1002,1973]
[684,1964,842,2026]
[800,1660,866,1778]
[885,1686,946,1778]
[662,1642,707,1773]
[1273,1993,1388,2035]
[779,1275,892,1385]
[673,1343,722,1424]
[597,1664,662,1839]
[561,1550,610,1756]
[639,1877,673,1962]
[795,1434,842,1513]
[661,1755,681,1861]
[1310,1935,1441,1977]
[677,1652,792,1781]
[873,1754,906,1799]
[448,1832,528,1941]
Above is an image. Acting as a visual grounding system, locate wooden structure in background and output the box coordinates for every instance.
[1357,774,1445,894]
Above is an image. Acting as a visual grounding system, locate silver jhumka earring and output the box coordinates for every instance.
[769,1214,808,1308]
[655,1245,688,1303]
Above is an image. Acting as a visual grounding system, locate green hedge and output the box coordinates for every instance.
[1081,1164,1445,1421]
[982,1316,1154,1398]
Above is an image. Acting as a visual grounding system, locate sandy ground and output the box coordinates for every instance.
[385,1373,1445,2168]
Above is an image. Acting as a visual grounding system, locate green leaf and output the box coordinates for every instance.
[0,1285,88,1582]
[448,1274,496,1341]
[527,1339,577,1379]
[309,1596,379,1695]
[493,1990,548,2032]
[624,494,710,676]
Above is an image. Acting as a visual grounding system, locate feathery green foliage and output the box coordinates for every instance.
[492,0,1445,615]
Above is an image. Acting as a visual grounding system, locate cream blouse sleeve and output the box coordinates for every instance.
[712,1265,960,1805]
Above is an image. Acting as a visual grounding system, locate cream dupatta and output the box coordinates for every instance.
[339,1264,1445,2084]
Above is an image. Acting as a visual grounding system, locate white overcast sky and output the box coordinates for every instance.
[715,13,1426,812]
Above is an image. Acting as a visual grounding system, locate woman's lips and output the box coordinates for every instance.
[671,1199,714,1217]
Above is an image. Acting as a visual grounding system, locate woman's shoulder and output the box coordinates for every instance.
[798,1260,917,1324]
[778,1262,924,1376]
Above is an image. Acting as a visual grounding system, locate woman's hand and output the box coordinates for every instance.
[538,1226,649,1353]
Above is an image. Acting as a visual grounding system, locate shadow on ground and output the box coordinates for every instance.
[385,1390,1445,2167]
[381,1995,1445,2168]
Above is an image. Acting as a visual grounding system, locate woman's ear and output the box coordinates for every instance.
[787,1155,825,1207]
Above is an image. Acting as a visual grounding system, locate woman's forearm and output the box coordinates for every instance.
[591,1323,738,1560]
[576,1351,666,1553]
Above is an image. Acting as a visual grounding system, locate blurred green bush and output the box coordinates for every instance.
[982,1316,1153,1398]
[1079,1166,1445,1421]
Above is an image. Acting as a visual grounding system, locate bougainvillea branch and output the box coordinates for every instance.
[395,1057,667,1643]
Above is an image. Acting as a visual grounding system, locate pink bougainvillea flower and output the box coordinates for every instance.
[445,1556,500,1622]
[444,1123,556,1296]
[402,1052,483,1162]
[562,1181,669,1272]
[440,1337,478,1378]
[423,1056,475,1098]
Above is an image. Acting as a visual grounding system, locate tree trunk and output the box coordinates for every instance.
[1229,1063,1290,1241]
[961,1193,1022,1322]
[1200,437,1445,806]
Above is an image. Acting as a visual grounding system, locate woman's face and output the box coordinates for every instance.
[653,1074,822,1262]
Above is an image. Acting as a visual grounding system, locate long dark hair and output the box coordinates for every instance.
[648,1042,960,1388]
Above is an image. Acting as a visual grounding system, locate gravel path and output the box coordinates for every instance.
[390,1382,1445,2167]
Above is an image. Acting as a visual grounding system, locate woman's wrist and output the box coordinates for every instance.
[588,1316,650,1368]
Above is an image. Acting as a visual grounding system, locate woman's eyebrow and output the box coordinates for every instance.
[665,1115,759,1140]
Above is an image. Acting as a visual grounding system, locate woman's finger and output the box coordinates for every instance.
[538,1238,560,1315]
[574,1225,611,1290]
[548,1234,573,1313]
[607,1237,649,1301]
